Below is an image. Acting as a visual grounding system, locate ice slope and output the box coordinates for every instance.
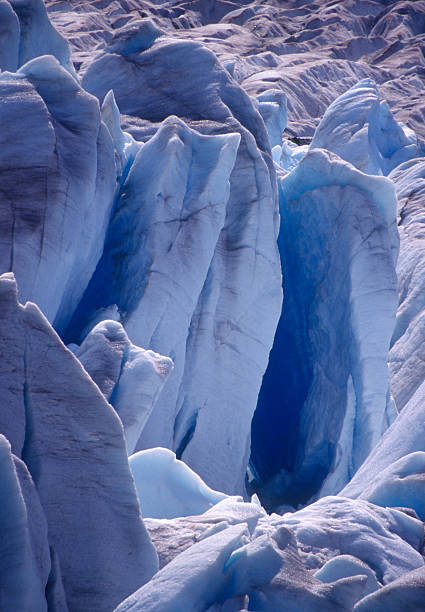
[275,496,424,585]
[310,79,421,175]
[115,524,250,612]
[354,566,425,611]
[0,0,75,74]
[145,496,265,569]
[0,273,158,611]
[345,451,425,521]
[13,456,68,612]
[339,157,425,519]
[116,517,366,612]
[0,55,116,334]
[12,453,68,610]
[252,148,399,506]
[222,525,366,611]
[255,88,287,149]
[100,90,140,183]
[0,0,20,72]
[8,0,76,74]
[314,556,381,596]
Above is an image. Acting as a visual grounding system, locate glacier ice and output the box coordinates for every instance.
[0,0,75,74]
[276,139,308,173]
[310,79,421,176]
[314,555,381,596]
[0,435,47,612]
[75,321,173,454]
[66,90,281,494]
[100,89,140,184]
[0,273,158,610]
[138,491,424,611]
[11,453,68,611]
[347,451,425,521]
[116,517,365,612]
[255,88,287,149]
[144,496,266,570]
[0,0,20,72]
[0,55,116,334]
[342,378,425,512]
[0,0,425,609]
[223,525,366,611]
[252,147,399,506]
[388,158,425,410]
[129,447,228,519]
[77,19,283,496]
[273,496,424,585]
[353,566,425,611]
[115,524,249,612]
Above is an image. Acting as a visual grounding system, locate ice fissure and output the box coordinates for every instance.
[251,148,399,507]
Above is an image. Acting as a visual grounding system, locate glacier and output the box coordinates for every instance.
[388,158,425,410]
[0,0,425,610]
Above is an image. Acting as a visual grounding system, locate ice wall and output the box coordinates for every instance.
[0,0,75,74]
[252,148,399,506]
[0,1,425,609]
[0,55,116,334]
[388,158,425,410]
[66,22,283,495]
[0,273,158,611]
[310,79,420,176]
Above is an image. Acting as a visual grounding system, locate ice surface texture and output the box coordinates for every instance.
[69,24,283,494]
[389,159,425,409]
[0,0,75,74]
[0,0,425,610]
[0,55,115,334]
[0,273,157,610]
[252,148,399,505]
[121,492,424,611]
[310,79,421,176]
[46,0,425,139]
[0,10,283,496]
[0,435,47,612]
[75,321,173,454]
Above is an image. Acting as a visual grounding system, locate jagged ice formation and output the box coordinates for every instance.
[1,0,425,610]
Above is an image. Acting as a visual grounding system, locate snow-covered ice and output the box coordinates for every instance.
[115,524,249,612]
[0,435,47,612]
